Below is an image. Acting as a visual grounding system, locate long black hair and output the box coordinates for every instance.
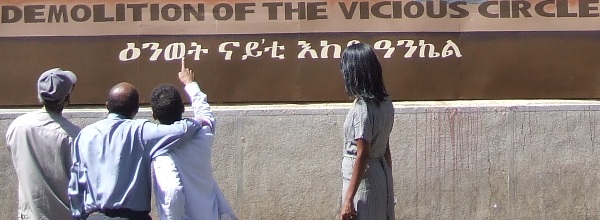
[340,43,388,104]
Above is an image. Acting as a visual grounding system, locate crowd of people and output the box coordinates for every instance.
[5,43,396,220]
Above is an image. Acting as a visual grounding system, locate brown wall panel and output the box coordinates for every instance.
[0,32,599,106]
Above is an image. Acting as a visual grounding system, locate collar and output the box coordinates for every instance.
[107,113,130,120]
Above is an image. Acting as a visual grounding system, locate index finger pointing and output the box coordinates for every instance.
[181,57,186,72]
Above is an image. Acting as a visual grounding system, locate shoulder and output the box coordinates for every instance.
[61,120,81,138]
[8,111,52,133]
[133,118,151,126]
[9,112,80,140]
[78,118,117,136]
[77,120,102,137]
[49,114,82,137]
[6,113,32,139]
[10,111,41,126]
[77,118,142,143]
[353,99,375,114]
[354,98,367,106]
[353,99,369,111]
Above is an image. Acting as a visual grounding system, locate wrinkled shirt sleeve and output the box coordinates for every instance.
[353,100,374,142]
[6,123,13,151]
[68,134,87,219]
[185,82,215,131]
[152,155,185,220]
[144,119,201,159]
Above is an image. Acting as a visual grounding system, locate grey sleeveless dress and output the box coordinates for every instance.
[341,97,395,220]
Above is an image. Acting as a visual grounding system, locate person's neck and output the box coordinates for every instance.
[112,112,134,119]
[43,106,63,115]
[159,118,181,125]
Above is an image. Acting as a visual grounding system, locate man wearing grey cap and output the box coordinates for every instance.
[6,68,81,220]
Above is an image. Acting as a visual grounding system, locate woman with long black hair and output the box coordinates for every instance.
[339,43,395,220]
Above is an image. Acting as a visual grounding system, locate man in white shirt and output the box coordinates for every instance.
[6,68,80,219]
[150,59,237,220]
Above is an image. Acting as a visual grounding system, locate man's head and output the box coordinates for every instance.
[150,84,184,125]
[106,82,139,119]
[37,68,77,112]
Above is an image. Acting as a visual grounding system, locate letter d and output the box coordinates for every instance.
[2,6,22,23]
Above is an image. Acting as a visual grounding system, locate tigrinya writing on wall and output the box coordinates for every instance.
[0,0,599,106]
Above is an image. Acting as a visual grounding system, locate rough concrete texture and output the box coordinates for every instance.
[1,101,600,219]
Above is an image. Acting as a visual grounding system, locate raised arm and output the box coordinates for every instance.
[146,57,212,158]
[179,58,215,129]
[184,82,215,129]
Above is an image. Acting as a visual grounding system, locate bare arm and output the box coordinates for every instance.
[345,138,370,201]
[341,138,370,220]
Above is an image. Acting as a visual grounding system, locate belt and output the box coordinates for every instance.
[90,209,151,219]
[342,154,385,161]
[343,148,357,158]
[343,154,356,159]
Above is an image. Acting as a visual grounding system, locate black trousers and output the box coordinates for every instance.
[85,209,151,220]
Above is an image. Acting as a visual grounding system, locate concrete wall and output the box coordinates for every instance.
[1,100,599,219]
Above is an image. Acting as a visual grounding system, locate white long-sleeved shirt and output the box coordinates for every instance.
[153,82,236,220]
